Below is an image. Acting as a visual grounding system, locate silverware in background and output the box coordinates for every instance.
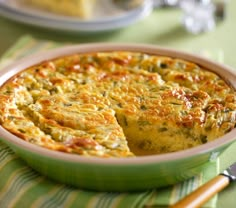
[114,0,227,34]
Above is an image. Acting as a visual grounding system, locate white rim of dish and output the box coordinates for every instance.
[1,43,236,165]
[0,0,153,32]
[0,0,153,23]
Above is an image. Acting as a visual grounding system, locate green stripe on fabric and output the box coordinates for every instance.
[0,166,38,206]
[7,177,44,208]
[96,193,125,208]
[14,40,64,60]
[31,185,76,208]
[144,187,172,207]
[0,35,35,61]
[5,175,43,208]
[0,157,22,191]
[176,175,201,200]
[104,193,134,208]
[0,146,19,171]
[68,190,152,208]
[15,179,68,208]
[88,192,114,208]
[0,147,16,162]
[65,190,102,208]
[38,187,73,208]
[0,35,65,70]
[0,141,15,153]
[89,192,127,208]
[113,191,153,208]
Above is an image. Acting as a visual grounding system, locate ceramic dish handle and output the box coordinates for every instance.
[170,175,230,208]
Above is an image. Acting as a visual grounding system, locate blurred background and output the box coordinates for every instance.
[0,0,233,66]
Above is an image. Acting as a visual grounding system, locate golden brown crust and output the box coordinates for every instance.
[0,52,236,157]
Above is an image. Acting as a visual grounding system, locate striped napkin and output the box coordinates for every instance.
[0,35,219,208]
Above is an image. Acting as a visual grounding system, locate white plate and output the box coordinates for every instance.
[0,0,153,32]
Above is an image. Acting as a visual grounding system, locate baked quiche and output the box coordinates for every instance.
[24,0,97,19]
[0,52,236,157]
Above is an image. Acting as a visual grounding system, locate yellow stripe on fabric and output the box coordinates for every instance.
[41,187,82,208]
[15,40,65,60]
[60,191,80,208]
[85,192,116,208]
[67,190,147,208]
[85,192,106,208]
[7,177,44,208]
[170,174,202,205]
[14,178,67,208]
[0,153,23,193]
[0,154,18,171]
[29,185,63,208]
[88,191,153,208]
[0,144,18,170]
[102,194,127,208]
[30,184,75,208]
[0,35,34,61]
[7,39,36,60]
[84,191,152,208]
[102,193,133,208]
[144,188,172,207]
[0,166,37,205]
[65,190,102,208]
[0,35,65,70]
[93,193,121,208]
[0,37,37,69]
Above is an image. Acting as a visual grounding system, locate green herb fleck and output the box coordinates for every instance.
[138,120,151,126]
[205,125,212,131]
[158,127,168,132]
[159,62,168,69]
[200,135,208,144]
[64,103,72,107]
[123,115,128,126]
[171,102,181,105]
[18,129,26,133]
[117,103,122,108]
[148,65,158,73]
[138,140,152,150]
[140,105,147,110]
[29,138,36,143]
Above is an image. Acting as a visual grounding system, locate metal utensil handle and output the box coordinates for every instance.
[170,175,230,208]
